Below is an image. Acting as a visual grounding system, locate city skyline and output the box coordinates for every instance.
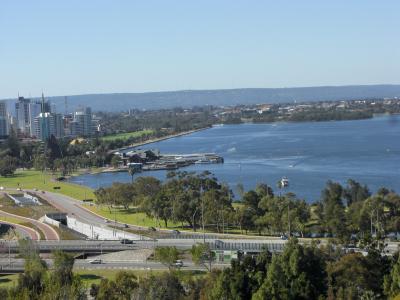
[1,1,399,99]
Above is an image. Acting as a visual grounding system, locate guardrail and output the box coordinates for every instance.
[208,241,285,252]
[158,233,223,240]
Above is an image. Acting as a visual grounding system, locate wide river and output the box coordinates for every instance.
[70,115,400,202]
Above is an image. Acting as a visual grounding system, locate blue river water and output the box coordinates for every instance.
[69,115,400,202]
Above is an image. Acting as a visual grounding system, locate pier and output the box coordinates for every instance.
[116,149,224,172]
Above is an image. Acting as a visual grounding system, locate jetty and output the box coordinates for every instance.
[115,149,223,172]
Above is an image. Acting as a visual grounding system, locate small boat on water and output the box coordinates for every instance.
[280,177,289,187]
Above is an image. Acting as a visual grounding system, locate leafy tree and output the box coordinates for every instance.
[52,250,75,286]
[253,239,327,300]
[320,181,347,238]
[206,250,271,300]
[191,243,214,272]
[154,246,180,270]
[384,254,400,298]
[0,155,17,177]
[110,155,121,168]
[92,271,138,300]
[327,252,388,300]
[136,272,185,300]
[343,179,370,206]
[15,254,48,300]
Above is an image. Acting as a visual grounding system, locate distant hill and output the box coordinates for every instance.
[4,85,400,112]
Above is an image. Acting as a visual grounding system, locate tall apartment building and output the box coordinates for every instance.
[0,101,9,137]
[71,107,93,137]
[34,112,54,140]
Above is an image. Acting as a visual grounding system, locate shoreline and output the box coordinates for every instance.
[66,127,212,178]
[111,126,211,153]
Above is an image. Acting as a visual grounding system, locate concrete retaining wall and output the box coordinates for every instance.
[42,215,61,228]
[66,216,140,240]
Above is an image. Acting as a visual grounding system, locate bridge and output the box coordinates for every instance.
[0,239,286,254]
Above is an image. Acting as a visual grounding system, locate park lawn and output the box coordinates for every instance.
[84,205,183,229]
[0,170,95,201]
[0,274,18,288]
[101,130,154,142]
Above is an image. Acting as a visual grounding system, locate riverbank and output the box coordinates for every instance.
[111,127,211,153]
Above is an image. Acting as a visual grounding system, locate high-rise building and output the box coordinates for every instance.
[29,101,42,137]
[54,113,64,138]
[72,107,93,137]
[31,94,62,141]
[0,101,9,137]
[15,97,31,135]
[34,112,55,140]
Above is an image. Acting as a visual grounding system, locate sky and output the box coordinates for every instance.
[0,1,399,99]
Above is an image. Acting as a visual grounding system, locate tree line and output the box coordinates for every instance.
[94,172,400,242]
[3,239,400,299]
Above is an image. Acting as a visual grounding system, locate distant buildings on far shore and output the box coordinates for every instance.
[0,95,100,141]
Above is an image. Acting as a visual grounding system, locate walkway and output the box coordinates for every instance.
[0,210,59,240]
[0,220,40,240]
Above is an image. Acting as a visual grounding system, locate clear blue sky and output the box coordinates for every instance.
[1,1,399,99]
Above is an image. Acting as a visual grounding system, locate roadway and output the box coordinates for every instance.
[0,258,227,272]
[0,221,40,240]
[0,209,59,240]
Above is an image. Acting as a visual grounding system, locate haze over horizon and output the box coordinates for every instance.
[1,1,399,99]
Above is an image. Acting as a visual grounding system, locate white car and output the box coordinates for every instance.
[0,186,4,190]
[89,259,102,264]
[174,260,184,268]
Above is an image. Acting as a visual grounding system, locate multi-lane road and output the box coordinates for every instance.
[0,258,226,272]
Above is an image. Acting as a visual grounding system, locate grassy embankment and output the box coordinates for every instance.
[84,205,182,229]
[100,129,154,142]
[0,170,95,201]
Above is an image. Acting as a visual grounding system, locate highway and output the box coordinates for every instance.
[0,258,227,272]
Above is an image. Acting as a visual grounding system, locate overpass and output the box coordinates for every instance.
[0,239,287,254]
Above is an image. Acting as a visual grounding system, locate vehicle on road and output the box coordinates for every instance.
[149,226,156,231]
[123,224,129,228]
[172,229,180,235]
[104,219,110,223]
[120,239,133,244]
[174,260,184,268]
[280,235,288,240]
[89,259,102,264]
[0,186,4,190]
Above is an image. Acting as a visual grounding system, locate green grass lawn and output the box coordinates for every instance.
[0,170,95,201]
[0,274,18,288]
[85,205,183,229]
[101,130,154,142]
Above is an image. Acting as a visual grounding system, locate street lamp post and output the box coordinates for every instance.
[192,208,198,232]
